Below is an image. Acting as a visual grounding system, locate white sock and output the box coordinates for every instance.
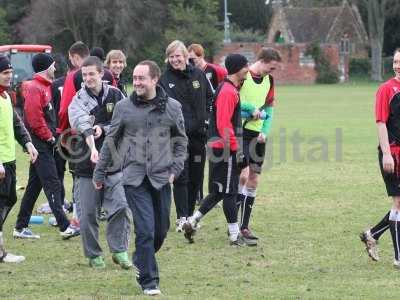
[72,203,77,219]
[244,186,257,198]
[228,223,239,241]
[192,211,203,223]
[389,209,400,221]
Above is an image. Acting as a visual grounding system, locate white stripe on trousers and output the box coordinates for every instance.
[396,220,400,260]
[240,195,248,227]
[225,156,233,194]
[371,225,389,238]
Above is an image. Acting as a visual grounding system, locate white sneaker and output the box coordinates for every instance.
[143,288,161,296]
[13,228,40,239]
[2,252,25,263]
[175,217,186,233]
[60,224,80,240]
[394,259,400,269]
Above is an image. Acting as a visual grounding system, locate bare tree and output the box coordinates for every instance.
[359,0,399,81]
[18,0,167,54]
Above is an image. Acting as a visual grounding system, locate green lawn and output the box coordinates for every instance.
[1,81,396,299]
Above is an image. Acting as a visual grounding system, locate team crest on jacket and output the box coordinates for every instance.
[106,102,114,113]
[192,80,200,89]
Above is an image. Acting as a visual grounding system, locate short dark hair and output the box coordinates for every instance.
[69,41,89,58]
[257,47,282,63]
[137,60,161,79]
[81,56,104,73]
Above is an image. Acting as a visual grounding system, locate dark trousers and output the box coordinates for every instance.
[0,162,17,232]
[199,192,238,224]
[54,150,66,203]
[124,178,171,290]
[173,135,206,218]
[15,149,70,232]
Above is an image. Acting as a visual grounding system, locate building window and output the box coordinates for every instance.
[299,51,315,67]
[340,38,350,54]
[274,31,285,44]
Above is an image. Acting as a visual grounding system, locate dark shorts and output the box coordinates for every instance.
[242,128,266,174]
[378,150,400,196]
[208,148,240,195]
[0,161,17,202]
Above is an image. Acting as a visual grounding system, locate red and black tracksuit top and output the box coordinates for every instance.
[22,74,56,151]
[208,78,241,152]
[375,77,400,175]
[203,63,228,91]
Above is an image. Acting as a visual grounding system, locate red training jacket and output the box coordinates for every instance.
[23,74,53,141]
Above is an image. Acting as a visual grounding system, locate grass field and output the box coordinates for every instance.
[1,81,397,299]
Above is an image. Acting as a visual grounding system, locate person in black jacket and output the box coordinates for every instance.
[159,40,213,232]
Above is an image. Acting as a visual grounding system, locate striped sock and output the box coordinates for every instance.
[389,209,400,260]
[370,211,390,240]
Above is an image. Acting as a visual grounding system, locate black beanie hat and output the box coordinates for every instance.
[0,55,12,73]
[32,53,54,73]
[90,47,105,61]
[225,54,248,75]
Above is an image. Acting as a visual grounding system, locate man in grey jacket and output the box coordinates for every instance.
[93,60,187,296]
[68,56,132,269]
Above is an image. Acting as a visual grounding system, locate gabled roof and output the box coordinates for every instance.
[268,0,368,44]
[284,7,342,43]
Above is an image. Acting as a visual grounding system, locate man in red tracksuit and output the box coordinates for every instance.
[57,41,90,134]
[13,53,79,240]
[360,48,400,268]
[183,54,248,245]
[188,43,228,203]
[188,43,227,92]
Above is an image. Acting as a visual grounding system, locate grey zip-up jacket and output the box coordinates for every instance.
[93,86,188,189]
[68,84,124,176]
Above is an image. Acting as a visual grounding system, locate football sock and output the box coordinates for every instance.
[370,210,390,240]
[389,210,400,260]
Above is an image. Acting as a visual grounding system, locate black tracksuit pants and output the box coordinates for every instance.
[0,162,17,232]
[173,134,206,219]
[15,148,70,232]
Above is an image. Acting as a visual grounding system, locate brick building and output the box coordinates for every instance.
[213,0,369,84]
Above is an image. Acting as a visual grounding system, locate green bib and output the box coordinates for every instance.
[240,72,270,132]
[0,93,16,163]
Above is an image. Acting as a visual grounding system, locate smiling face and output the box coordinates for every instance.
[168,47,187,71]
[0,69,13,88]
[394,51,400,80]
[132,64,158,99]
[82,65,103,91]
[109,58,125,77]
